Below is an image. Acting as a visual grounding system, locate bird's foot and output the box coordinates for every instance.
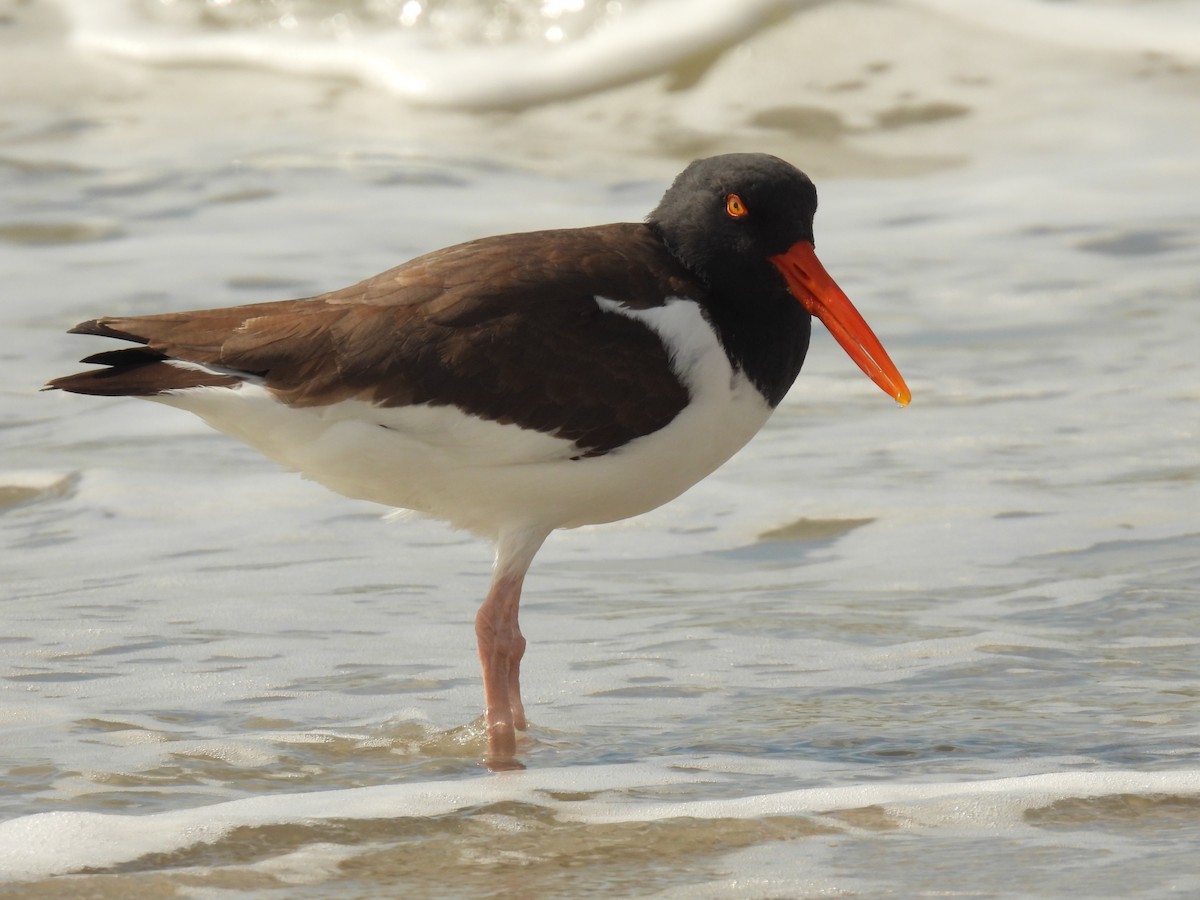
[482,719,525,771]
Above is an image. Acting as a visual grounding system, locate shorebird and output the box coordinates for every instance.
[50,153,910,766]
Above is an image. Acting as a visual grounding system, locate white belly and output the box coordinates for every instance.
[154,298,774,538]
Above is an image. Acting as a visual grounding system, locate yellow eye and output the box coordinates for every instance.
[725,193,748,219]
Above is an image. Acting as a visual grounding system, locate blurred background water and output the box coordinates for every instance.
[2,0,1199,895]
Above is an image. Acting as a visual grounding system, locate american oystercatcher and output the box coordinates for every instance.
[49,153,910,767]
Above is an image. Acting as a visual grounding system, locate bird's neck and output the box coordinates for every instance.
[698,273,812,408]
[646,222,812,407]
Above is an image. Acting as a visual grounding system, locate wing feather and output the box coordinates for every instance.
[49,224,705,455]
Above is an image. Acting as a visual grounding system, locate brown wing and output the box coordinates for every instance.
[48,224,706,456]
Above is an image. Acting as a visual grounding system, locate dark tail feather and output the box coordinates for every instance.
[47,346,241,397]
[80,347,164,368]
[66,318,152,343]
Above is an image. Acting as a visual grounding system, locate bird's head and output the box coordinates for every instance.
[649,153,910,407]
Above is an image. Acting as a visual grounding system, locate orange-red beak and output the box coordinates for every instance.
[769,241,911,406]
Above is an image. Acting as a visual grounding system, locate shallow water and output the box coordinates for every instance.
[3,0,1200,895]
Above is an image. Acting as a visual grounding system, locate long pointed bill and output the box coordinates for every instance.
[769,241,911,406]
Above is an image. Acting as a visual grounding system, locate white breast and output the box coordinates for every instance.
[154,297,773,538]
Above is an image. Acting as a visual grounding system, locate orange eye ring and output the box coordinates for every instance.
[725,193,748,219]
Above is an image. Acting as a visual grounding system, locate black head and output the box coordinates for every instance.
[647,153,818,289]
[643,154,818,405]
[646,153,911,409]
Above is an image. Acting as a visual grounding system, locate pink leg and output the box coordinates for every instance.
[475,527,548,768]
[475,571,525,761]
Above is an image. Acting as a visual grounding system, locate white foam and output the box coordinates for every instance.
[565,769,1200,826]
[56,0,809,109]
[0,762,711,879]
[1,764,1196,880]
